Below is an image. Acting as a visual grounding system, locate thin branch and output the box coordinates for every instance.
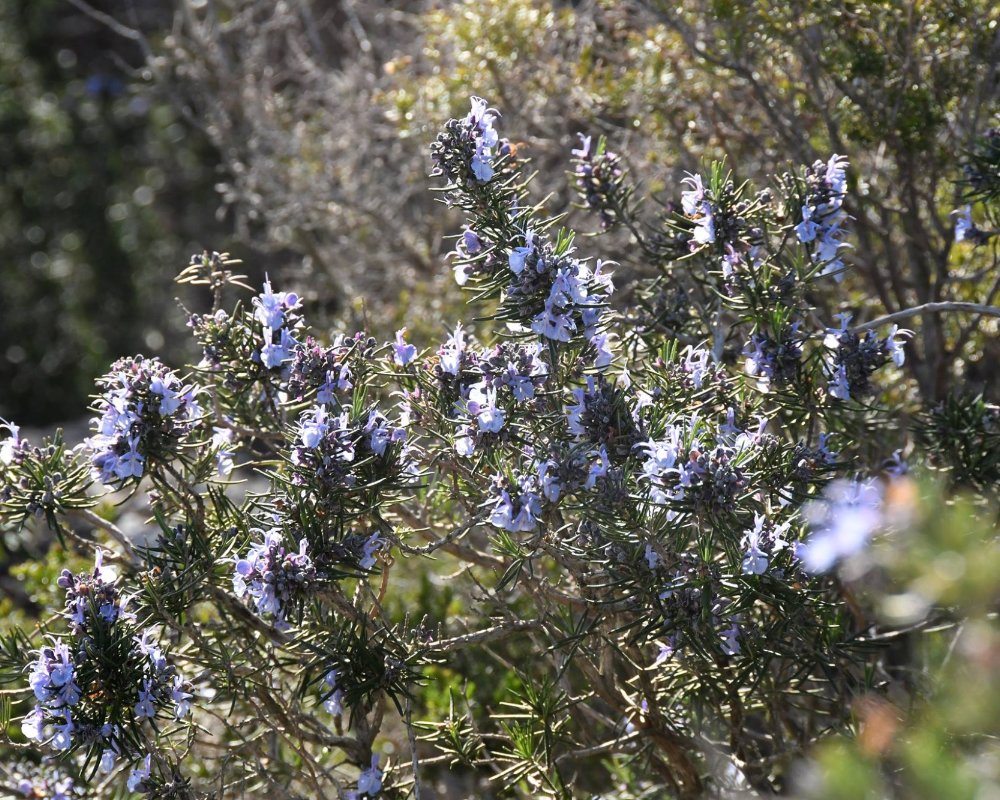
[404,695,423,800]
[852,301,1000,333]
[70,507,142,567]
[423,620,542,654]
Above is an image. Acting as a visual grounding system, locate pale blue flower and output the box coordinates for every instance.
[0,418,20,464]
[740,513,790,575]
[100,747,117,773]
[439,323,466,375]
[127,755,151,792]
[356,754,383,797]
[323,669,345,715]
[797,479,884,572]
[360,533,385,570]
[134,679,156,719]
[299,406,330,449]
[392,328,417,366]
[571,133,591,159]
[531,302,576,342]
[21,706,44,742]
[590,332,614,369]
[885,324,911,367]
[509,231,536,275]
[172,675,192,719]
[537,460,561,502]
[454,425,475,457]
[644,543,659,570]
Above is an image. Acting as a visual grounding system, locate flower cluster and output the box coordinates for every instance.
[795,155,850,279]
[0,428,93,523]
[25,641,80,751]
[744,325,804,390]
[571,134,626,229]
[254,277,301,370]
[442,333,550,456]
[12,766,80,800]
[450,228,492,286]
[824,315,909,401]
[489,472,544,533]
[82,356,200,485]
[285,334,356,403]
[58,549,134,635]
[651,555,742,657]
[430,96,508,186]
[23,551,189,776]
[233,529,316,629]
[507,237,615,347]
[288,404,409,512]
[567,375,642,459]
[637,417,754,517]
[188,308,235,374]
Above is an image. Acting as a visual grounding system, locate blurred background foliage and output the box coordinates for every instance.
[2,0,997,426]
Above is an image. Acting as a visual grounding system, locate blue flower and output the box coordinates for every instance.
[114,437,145,480]
[52,712,74,751]
[439,323,466,375]
[360,532,385,570]
[300,406,330,449]
[797,479,884,573]
[797,155,851,279]
[536,459,561,502]
[509,231,537,275]
[212,426,235,477]
[465,96,500,183]
[0,418,20,465]
[531,301,576,342]
[322,669,345,715]
[232,530,316,629]
[357,754,383,796]
[100,747,117,773]
[127,755,151,792]
[571,133,591,159]
[261,326,296,369]
[590,332,614,369]
[680,173,716,246]
[682,346,710,389]
[740,513,790,575]
[467,382,506,433]
[954,205,976,242]
[171,675,192,719]
[392,328,417,366]
[489,478,543,532]
[253,276,300,330]
[21,706,44,742]
[885,324,911,367]
[134,679,157,719]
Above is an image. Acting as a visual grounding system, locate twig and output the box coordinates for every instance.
[404,695,423,800]
[423,620,541,654]
[70,508,142,567]
[851,301,1000,333]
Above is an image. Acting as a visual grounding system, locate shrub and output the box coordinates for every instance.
[0,95,998,799]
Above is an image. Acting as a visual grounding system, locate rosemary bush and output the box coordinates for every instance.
[0,98,998,799]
